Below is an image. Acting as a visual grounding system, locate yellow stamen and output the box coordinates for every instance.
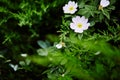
[77,23,82,28]
[98,5,103,10]
[69,6,74,11]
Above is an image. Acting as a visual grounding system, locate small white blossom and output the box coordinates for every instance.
[9,64,18,71]
[61,74,65,77]
[56,42,65,49]
[56,43,62,49]
[99,0,110,9]
[70,16,90,33]
[63,1,78,14]
[94,51,101,55]
[21,53,27,57]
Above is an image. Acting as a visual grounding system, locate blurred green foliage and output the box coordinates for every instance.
[0,0,120,80]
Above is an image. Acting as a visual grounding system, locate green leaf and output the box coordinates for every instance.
[37,40,50,48]
[19,61,26,66]
[108,6,115,10]
[0,7,8,13]
[0,55,4,58]
[77,5,97,18]
[60,58,68,65]
[99,13,104,22]
[64,14,72,18]
[25,59,31,65]
[102,10,110,19]
[37,49,48,56]
[78,1,85,8]
[90,21,95,26]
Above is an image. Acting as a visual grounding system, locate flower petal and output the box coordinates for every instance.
[74,29,83,33]
[72,16,80,23]
[81,16,88,23]
[70,23,76,29]
[83,23,90,30]
[100,0,110,7]
[56,44,62,49]
[68,1,75,6]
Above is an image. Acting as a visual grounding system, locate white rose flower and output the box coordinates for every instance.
[56,43,62,49]
[70,16,90,33]
[63,1,78,14]
[21,53,27,57]
[99,0,110,10]
[9,64,18,71]
[56,42,65,49]
[94,51,101,55]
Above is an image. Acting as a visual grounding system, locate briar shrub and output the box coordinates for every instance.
[0,0,120,80]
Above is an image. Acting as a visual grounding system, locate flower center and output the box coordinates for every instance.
[69,6,74,11]
[77,23,82,28]
[98,5,103,10]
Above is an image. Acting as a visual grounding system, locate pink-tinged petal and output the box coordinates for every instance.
[81,16,85,20]
[74,3,78,8]
[82,23,90,30]
[74,29,83,33]
[68,1,75,6]
[72,16,80,23]
[82,25,88,30]
[87,23,90,26]
[70,23,76,29]
[81,16,88,23]
[63,6,66,11]
[100,0,110,7]
[68,1,73,5]
[63,5,69,13]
